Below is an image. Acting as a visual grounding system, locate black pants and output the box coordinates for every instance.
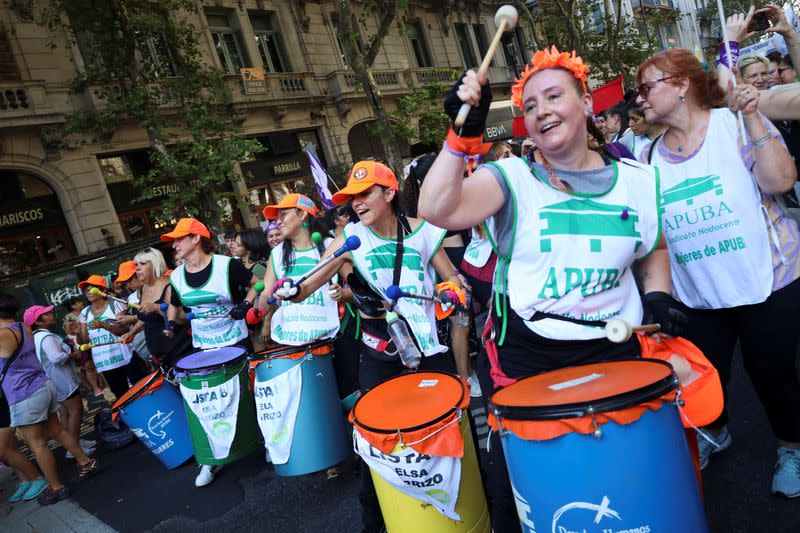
[102,355,149,399]
[682,276,800,442]
[358,348,457,533]
[333,315,361,398]
[476,308,641,533]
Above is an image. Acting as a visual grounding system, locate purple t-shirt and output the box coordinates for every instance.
[1,323,47,405]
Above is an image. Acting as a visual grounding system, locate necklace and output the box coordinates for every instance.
[533,149,568,191]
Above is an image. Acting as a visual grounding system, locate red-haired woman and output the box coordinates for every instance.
[418,47,682,530]
[636,48,800,497]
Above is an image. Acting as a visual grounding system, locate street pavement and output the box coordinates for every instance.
[2,348,800,533]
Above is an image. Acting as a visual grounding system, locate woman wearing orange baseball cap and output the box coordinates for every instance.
[161,217,260,487]
[269,163,464,532]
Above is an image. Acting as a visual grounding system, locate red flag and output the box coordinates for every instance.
[591,75,624,115]
[512,116,527,138]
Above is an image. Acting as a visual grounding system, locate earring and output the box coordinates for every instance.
[586,105,594,117]
[302,220,309,230]
[678,94,686,102]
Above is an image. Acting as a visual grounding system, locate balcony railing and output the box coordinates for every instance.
[633,0,676,9]
[225,71,324,102]
[0,81,66,123]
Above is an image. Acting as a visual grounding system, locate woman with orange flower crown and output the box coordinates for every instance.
[418,47,686,529]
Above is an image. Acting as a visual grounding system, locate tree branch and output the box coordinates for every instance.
[365,0,397,67]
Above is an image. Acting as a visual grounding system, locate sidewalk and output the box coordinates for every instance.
[0,466,116,533]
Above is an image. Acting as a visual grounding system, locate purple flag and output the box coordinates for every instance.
[305,143,335,210]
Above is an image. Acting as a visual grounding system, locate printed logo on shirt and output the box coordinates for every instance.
[539,199,641,253]
[364,243,425,281]
[180,289,226,307]
[284,256,319,277]
[660,175,723,211]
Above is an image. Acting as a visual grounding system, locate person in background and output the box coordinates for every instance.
[26,305,95,460]
[115,261,152,373]
[223,231,238,257]
[601,101,628,143]
[487,141,513,161]
[759,4,800,83]
[767,51,785,87]
[232,229,270,351]
[739,55,772,91]
[330,204,357,237]
[62,297,104,399]
[626,103,667,162]
[265,221,283,250]
[778,55,797,85]
[0,293,98,505]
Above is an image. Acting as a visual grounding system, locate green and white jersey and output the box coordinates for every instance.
[487,156,661,341]
[651,108,773,308]
[170,255,248,349]
[270,241,340,345]
[344,220,448,356]
[79,302,133,372]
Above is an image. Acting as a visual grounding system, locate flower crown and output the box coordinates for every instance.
[510,45,590,110]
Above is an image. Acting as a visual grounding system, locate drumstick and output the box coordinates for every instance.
[159,302,171,331]
[79,339,126,351]
[89,287,141,309]
[453,5,519,130]
[386,285,456,305]
[266,236,361,305]
[247,282,266,325]
[605,319,660,344]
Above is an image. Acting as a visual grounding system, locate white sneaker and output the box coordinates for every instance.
[80,439,96,455]
[467,373,483,398]
[195,464,220,487]
[65,445,95,460]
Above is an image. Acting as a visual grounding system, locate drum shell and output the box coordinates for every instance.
[371,415,490,533]
[113,373,194,469]
[176,353,259,465]
[253,349,350,476]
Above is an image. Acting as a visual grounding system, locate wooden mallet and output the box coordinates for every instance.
[453,5,519,130]
[605,319,660,344]
[88,287,140,309]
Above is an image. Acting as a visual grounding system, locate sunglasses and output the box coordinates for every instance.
[637,76,675,99]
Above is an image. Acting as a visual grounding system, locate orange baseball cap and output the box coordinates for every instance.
[263,193,319,220]
[115,261,136,284]
[160,218,211,242]
[332,161,399,205]
[78,274,108,290]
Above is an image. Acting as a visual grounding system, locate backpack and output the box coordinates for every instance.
[93,408,136,450]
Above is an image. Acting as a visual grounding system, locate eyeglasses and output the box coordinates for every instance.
[637,76,675,99]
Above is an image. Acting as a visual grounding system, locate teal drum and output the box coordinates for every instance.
[249,341,350,476]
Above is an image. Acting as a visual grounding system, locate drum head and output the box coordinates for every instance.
[112,371,163,413]
[352,371,465,433]
[250,340,331,362]
[175,346,247,372]
[490,359,677,421]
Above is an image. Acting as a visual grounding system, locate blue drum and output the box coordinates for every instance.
[250,341,350,476]
[489,359,708,533]
[111,371,194,469]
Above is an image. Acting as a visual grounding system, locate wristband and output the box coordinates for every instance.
[445,126,492,156]
[716,41,740,69]
[752,133,771,148]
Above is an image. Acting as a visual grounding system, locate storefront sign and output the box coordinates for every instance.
[484,104,516,142]
[0,208,44,229]
[273,161,302,176]
[241,68,268,95]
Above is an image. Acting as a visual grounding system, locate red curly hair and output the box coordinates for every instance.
[636,49,726,109]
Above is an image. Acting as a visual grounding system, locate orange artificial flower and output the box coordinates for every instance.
[511,45,590,110]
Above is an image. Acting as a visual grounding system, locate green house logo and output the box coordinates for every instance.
[539,199,641,253]
[364,243,425,281]
[181,289,224,307]
[285,256,318,277]
[660,175,723,212]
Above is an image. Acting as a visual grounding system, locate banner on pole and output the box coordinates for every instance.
[304,143,335,210]
[591,75,625,115]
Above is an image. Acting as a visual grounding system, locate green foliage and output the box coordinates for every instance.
[37,0,263,232]
[386,69,460,148]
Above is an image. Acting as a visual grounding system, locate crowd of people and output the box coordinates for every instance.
[0,5,799,530]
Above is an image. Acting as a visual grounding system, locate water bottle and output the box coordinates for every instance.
[385,311,421,369]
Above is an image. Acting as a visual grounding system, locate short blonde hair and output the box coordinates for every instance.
[134,247,168,278]
[738,55,769,78]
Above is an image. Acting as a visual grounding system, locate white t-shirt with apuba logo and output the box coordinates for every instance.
[486,156,662,341]
[651,108,774,309]
[344,220,448,356]
[170,255,248,349]
[270,243,339,345]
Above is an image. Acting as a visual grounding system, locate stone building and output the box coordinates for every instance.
[0,1,524,290]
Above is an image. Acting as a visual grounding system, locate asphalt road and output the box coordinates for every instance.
[37,347,800,533]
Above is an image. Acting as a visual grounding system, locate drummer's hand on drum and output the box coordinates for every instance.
[643,291,688,340]
[272,277,298,300]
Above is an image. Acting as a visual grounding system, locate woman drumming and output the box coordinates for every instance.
[162,217,259,487]
[270,163,463,533]
[418,47,684,530]
[120,247,192,369]
[637,49,800,496]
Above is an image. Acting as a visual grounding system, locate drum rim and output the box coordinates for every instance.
[489,359,679,421]
[174,346,248,374]
[352,370,466,434]
[111,370,163,414]
[250,339,333,362]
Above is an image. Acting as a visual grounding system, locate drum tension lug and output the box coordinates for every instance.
[675,388,686,407]
[587,406,602,438]
[492,409,508,436]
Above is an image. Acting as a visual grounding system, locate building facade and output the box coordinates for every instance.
[0,0,524,285]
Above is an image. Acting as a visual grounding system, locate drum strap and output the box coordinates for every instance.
[481,313,517,389]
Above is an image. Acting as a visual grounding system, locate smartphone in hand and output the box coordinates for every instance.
[748,13,770,33]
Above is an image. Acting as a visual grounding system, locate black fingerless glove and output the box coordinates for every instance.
[643,291,688,338]
[229,300,253,321]
[443,70,493,137]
